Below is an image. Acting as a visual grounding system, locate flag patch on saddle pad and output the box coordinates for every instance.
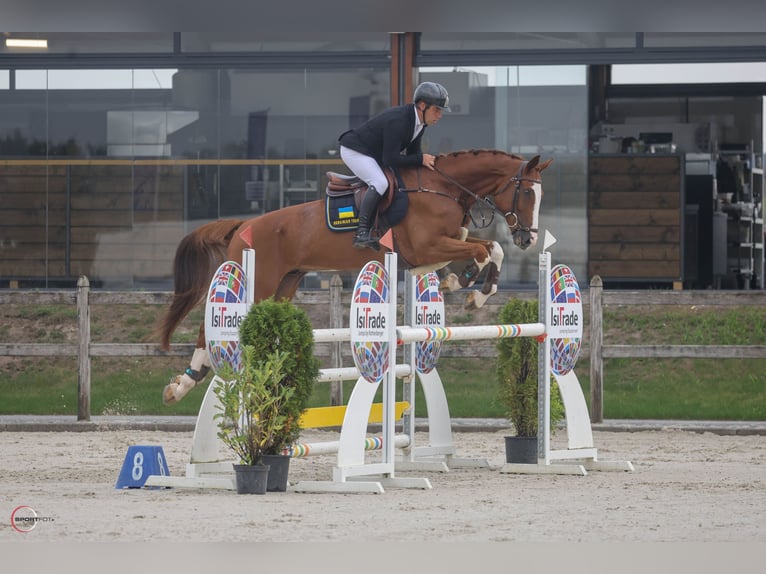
[325,194,359,231]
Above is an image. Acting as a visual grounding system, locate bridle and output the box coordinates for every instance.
[428,160,541,233]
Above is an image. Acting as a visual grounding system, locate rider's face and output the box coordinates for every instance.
[420,104,443,126]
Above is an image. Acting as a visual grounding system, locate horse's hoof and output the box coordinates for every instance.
[163,374,197,405]
[440,273,460,292]
[463,292,478,310]
[162,382,179,406]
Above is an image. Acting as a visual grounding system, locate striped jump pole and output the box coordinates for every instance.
[396,323,546,345]
[287,434,410,458]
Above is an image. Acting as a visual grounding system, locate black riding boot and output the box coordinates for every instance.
[353,189,382,250]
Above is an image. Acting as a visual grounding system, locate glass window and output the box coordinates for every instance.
[15,70,47,90]
[0,70,8,89]
[181,32,390,52]
[15,69,177,90]
[612,62,766,85]
[0,63,390,288]
[418,65,588,288]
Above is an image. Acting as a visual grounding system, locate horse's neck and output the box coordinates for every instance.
[417,159,501,199]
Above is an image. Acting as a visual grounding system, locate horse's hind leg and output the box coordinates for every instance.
[441,240,504,310]
[162,265,302,404]
[162,323,212,405]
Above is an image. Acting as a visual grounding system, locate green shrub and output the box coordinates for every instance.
[214,346,294,465]
[496,298,564,437]
[238,297,320,453]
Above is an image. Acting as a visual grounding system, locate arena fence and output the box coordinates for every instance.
[2,275,765,422]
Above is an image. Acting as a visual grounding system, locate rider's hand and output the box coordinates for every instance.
[422,153,436,171]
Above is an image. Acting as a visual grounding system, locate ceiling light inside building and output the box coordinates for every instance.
[5,38,49,49]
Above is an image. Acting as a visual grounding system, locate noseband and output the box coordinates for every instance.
[432,160,541,233]
[497,161,541,234]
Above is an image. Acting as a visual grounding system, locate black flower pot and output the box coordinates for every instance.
[260,454,291,492]
[504,436,538,464]
[233,464,270,494]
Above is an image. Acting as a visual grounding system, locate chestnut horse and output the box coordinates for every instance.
[157,150,552,404]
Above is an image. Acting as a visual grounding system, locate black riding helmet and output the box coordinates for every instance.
[414,81,451,112]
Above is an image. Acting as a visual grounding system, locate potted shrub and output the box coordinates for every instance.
[237,297,320,491]
[214,345,294,494]
[496,298,565,464]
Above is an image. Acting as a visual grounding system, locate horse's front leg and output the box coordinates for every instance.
[441,239,504,310]
[162,322,212,405]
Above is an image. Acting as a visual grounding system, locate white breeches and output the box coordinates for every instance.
[339,145,388,195]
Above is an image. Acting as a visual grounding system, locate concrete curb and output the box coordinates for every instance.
[1,415,764,436]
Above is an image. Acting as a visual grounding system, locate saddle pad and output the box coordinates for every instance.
[325,193,359,231]
[380,189,408,228]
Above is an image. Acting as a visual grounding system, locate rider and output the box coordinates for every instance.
[338,81,451,250]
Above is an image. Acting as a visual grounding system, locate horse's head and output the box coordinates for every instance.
[426,150,553,250]
[494,154,553,250]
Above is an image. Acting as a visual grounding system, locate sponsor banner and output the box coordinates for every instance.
[549,264,583,376]
[204,261,249,373]
[350,261,391,383]
[413,272,444,374]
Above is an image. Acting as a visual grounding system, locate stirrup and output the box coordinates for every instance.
[353,232,381,251]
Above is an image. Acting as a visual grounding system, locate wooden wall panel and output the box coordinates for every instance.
[0,165,183,283]
[588,155,683,283]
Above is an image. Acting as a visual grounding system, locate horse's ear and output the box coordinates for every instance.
[525,155,553,174]
[537,158,554,173]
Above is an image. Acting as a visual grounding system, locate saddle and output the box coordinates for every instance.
[323,168,408,233]
[325,168,399,212]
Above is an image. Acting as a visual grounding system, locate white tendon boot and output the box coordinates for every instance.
[162,348,211,405]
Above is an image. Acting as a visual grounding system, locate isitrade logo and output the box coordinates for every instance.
[205,302,248,341]
[415,304,443,327]
[209,304,246,329]
[354,304,388,334]
[549,304,581,330]
[10,505,55,533]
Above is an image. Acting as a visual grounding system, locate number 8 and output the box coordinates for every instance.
[132,451,144,480]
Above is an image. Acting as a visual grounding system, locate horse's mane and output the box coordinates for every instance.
[437,149,525,161]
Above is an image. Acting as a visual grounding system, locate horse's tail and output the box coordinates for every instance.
[156,219,244,351]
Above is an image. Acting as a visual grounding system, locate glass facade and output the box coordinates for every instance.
[416,65,588,287]
[12,32,760,289]
[0,63,390,288]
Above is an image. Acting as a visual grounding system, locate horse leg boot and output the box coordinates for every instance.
[163,347,211,405]
[352,189,382,251]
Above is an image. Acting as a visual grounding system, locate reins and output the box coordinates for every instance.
[408,160,541,233]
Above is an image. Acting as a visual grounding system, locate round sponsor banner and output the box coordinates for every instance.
[350,261,391,384]
[413,272,444,374]
[548,264,583,376]
[204,261,249,373]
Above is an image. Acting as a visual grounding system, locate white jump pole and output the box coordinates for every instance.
[396,323,545,343]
